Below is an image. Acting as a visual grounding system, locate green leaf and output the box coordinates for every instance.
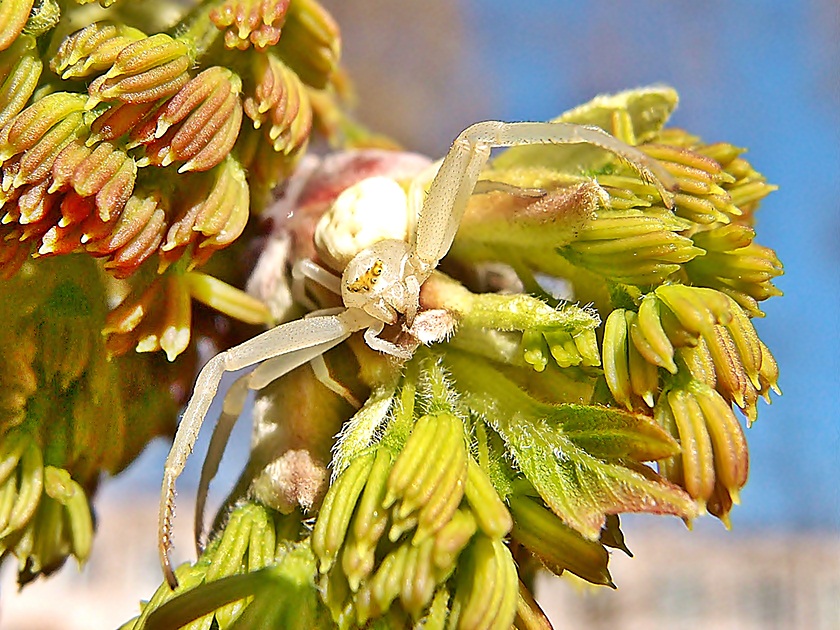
[145,543,330,630]
[505,424,694,539]
[552,403,680,461]
[445,351,679,461]
[445,352,697,540]
[492,86,678,172]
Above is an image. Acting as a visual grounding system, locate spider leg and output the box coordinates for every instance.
[364,321,413,359]
[292,259,342,308]
[159,308,374,588]
[412,133,490,268]
[306,308,363,406]
[192,334,350,554]
[248,335,351,391]
[309,354,362,408]
[413,120,677,269]
[472,179,546,198]
[253,307,358,401]
[193,373,249,555]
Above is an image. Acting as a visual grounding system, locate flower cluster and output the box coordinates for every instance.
[0,0,340,334]
[0,0,341,583]
[130,87,783,628]
[0,256,181,584]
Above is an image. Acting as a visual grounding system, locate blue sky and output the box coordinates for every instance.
[115,1,839,533]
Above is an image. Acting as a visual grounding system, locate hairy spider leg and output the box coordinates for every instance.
[192,334,353,555]
[193,374,248,555]
[254,308,362,407]
[159,308,375,588]
[292,258,342,309]
[290,274,368,407]
[192,293,364,556]
[413,121,678,271]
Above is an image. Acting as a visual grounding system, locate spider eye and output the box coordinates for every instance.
[347,259,384,293]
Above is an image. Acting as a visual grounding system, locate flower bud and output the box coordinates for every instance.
[0,0,33,52]
[210,0,291,50]
[63,141,137,220]
[0,35,42,129]
[86,34,192,108]
[655,381,749,519]
[0,92,87,166]
[272,0,340,89]
[558,208,704,285]
[138,66,244,173]
[50,22,146,80]
[509,494,613,587]
[103,274,192,359]
[159,157,250,270]
[687,224,783,317]
[452,535,518,630]
[88,101,158,145]
[655,284,732,337]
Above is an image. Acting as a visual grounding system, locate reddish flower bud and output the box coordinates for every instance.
[210,0,291,50]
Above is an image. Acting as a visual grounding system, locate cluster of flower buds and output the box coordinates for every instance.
[293,353,689,627]
[0,432,93,585]
[0,0,342,585]
[687,223,783,317]
[210,0,291,51]
[0,0,341,348]
[447,88,780,321]
[427,87,782,531]
[312,400,518,627]
[104,269,270,361]
[0,256,182,582]
[127,501,285,628]
[125,86,782,624]
[600,283,780,519]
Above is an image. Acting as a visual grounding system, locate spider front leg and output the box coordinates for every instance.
[411,120,678,270]
[192,334,357,556]
[158,308,375,588]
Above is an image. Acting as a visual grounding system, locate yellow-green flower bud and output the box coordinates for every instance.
[452,535,518,630]
[0,92,87,166]
[0,35,42,130]
[86,34,192,108]
[463,457,512,539]
[603,308,634,409]
[655,284,733,337]
[51,22,146,80]
[509,494,613,587]
[655,381,748,518]
[687,224,783,317]
[311,451,375,574]
[559,209,704,285]
[273,0,340,89]
[630,294,676,372]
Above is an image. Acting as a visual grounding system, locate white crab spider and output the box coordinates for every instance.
[158,120,677,587]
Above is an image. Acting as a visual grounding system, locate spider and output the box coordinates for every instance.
[158,120,677,588]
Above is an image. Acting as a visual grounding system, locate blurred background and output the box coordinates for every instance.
[3,1,838,628]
